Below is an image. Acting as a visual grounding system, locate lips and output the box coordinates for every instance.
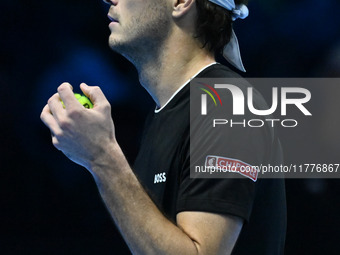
[108,14,118,23]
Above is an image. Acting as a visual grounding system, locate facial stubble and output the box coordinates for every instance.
[108,3,172,67]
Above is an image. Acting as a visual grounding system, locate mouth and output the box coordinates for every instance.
[108,14,119,23]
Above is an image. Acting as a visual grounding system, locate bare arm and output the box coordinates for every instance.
[40,83,243,255]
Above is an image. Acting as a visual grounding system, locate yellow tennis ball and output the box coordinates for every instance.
[61,93,93,109]
[76,93,93,109]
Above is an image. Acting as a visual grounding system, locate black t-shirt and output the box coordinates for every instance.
[132,63,286,254]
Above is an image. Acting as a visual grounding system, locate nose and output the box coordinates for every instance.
[102,0,117,5]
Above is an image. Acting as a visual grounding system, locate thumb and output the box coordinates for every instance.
[80,83,108,107]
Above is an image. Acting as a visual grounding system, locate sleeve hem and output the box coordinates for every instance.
[177,198,251,222]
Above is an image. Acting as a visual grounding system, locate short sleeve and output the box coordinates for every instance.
[176,80,273,222]
[176,126,268,221]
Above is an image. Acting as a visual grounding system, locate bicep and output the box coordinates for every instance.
[176,211,243,255]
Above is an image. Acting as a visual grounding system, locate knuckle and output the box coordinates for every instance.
[40,113,48,123]
[58,82,71,92]
[92,86,102,95]
[47,97,54,105]
[93,86,101,91]
[53,129,63,138]
[52,138,60,149]
[57,84,65,92]
[48,93,58,104]
[59,119,72,130]
[102,102,111,112]
[68,109,81,119]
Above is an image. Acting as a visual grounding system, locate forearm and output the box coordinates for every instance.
[90,144,200,255]
[41,83,240,254]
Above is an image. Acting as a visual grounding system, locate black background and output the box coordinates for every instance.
[1,0,339,254]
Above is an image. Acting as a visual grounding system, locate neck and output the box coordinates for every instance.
[134,28,216,108]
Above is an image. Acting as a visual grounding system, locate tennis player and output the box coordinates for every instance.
[41,0,286,254]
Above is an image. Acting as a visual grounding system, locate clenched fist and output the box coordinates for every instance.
[40,82,117,172]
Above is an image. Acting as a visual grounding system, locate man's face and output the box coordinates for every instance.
[106,0,172,61]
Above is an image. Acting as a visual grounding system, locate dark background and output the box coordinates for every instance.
[1,0,339,254]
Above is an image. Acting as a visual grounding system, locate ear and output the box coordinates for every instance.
[172,0,196,19]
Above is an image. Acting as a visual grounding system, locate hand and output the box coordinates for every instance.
[40,82,116,171]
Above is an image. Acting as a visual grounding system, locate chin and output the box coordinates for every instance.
[108,37,127,55]
[108,36,120,49]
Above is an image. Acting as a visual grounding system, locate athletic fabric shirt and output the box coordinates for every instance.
[132,63,287,254]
